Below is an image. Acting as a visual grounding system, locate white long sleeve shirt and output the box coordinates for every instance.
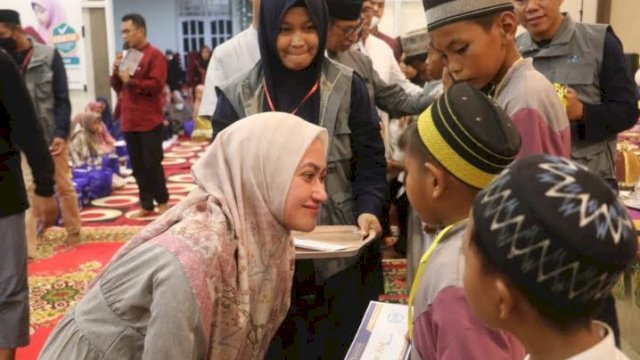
[199,27,260,117]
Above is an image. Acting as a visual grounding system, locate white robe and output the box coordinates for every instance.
[357,35,422,162]
[199,27,260,117]
[523,322,630,360]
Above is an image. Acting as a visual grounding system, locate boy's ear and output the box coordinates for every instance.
[424,162,446,199]
[497,11,518,40]
[496,277,515,321]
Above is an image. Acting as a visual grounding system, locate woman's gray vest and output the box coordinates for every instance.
[23,40,57,144]
[219,59,359,281]
[517,15,613,180]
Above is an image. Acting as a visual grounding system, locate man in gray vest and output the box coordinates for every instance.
[514,0,639,346]
[325,0,432,119]
[515,0,638,187]
[325,0,432,259]
[0,10,81,253]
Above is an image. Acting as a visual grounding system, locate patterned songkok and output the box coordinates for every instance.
[473,154,638,315]
[417,82,521,189]
[400,28,429,57]
[422,0,513,31]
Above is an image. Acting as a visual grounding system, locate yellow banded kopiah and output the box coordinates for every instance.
[417,82,521,189]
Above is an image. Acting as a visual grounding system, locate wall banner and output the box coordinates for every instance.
[1,0,88,90]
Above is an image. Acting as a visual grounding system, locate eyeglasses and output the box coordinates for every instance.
[335,21,363,37]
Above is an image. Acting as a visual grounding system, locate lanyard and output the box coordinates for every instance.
[407,220,466,340]
[19,48,34,75]
[263,80,320,116]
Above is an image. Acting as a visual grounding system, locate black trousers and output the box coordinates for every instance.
[266,240,384,359]
[123,125,169,211]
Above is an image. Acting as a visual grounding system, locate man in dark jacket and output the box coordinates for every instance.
[0,39,57,359]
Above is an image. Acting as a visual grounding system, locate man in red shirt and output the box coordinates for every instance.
[111,13,169,216]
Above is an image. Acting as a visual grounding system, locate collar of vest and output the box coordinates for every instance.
[519,14,576,58]
[242,59,351,111]
[26,39,53,70]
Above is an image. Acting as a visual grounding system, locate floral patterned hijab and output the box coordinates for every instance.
[94,112,328,358]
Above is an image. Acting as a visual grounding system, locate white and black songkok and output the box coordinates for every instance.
[472,154,638,318]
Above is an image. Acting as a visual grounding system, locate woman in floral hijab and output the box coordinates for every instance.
[39,112,329,359]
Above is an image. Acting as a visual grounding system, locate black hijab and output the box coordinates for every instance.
[258,0,327,122]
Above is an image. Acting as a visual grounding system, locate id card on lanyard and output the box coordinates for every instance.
[263,80,320,115]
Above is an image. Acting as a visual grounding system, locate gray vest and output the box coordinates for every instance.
[517,15,614,180]
[23,40,57,145]
[221,59,358,281]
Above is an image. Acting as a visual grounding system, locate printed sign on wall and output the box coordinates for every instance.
[0,0,88,90]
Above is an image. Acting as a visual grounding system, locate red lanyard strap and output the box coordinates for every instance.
[19,48,34,75]
[263,80,320,116]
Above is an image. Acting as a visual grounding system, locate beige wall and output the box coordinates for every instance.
[379,0,597,38]
[378,0,639,62]
[610,0,640,56]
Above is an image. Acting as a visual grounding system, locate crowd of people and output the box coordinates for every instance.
[1,0,640,359]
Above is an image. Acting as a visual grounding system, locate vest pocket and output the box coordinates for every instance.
[34,73,53,100]
[322,190,356,226]
[328,129,352,163]
[571,140,616,179]
[554,63,595,85]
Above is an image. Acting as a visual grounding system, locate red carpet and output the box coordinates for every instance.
[19,241,127,360]
[76,140,207,227]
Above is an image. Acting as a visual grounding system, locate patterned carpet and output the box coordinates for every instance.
[16,139,408,359]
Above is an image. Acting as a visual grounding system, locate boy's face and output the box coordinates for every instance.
[430,20,506,89]
[406,57,428,81]
[425,48,444,81]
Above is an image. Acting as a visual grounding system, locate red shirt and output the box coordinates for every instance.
[110,43,167,132]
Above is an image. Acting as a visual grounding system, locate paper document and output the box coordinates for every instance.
[345,301,410,360]
[293,237,351,252]
[119,49,144,76]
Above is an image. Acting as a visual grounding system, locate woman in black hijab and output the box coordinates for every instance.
[212,0,387,358]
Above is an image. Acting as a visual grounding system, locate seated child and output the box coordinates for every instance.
[422,0,570,158]
[69,112,125,189]
[165,90,193,136]
[464,154,639,359]
[403,82,525,359]
[191,84,213,141]
[86,97,122,140]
